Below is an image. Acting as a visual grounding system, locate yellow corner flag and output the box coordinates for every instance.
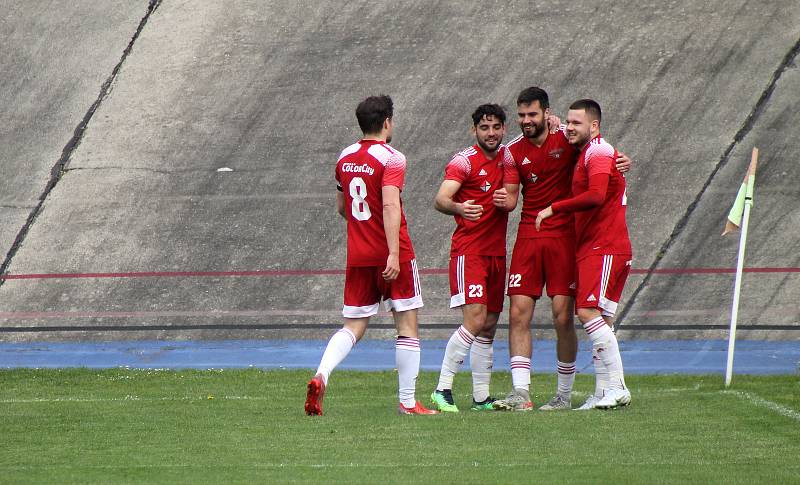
[722,147,759,236]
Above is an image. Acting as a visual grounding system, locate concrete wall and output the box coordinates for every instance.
[1,0,798,341]
[0,1,147,265]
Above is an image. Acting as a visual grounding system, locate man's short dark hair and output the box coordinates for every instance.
[517,87,550,109]
[471,104,506,126]
[569,98,602,122]
[356,95,393,134]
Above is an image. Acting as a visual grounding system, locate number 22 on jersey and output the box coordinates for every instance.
[349,177,371,221]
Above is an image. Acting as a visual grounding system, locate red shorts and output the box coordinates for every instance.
[507,236,576,299]
[575,254,632,317]
[449,254,506,313]
[342,259,423,318]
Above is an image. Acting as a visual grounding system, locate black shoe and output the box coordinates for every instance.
[471,396,497,411]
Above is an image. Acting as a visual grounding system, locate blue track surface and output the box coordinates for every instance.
[0,339,798,375]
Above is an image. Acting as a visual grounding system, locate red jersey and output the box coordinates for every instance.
[443,144,509,257]
[504,129,578,238]
[568,135,631,259]
[335,139,415,267]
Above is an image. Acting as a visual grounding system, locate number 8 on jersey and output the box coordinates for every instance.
[349,177,371,221]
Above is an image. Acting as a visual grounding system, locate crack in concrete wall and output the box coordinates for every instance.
[616,35,800,330]
[0,0,162,280]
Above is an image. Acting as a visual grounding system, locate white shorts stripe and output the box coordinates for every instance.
[450,255,466,308]
[600,255,612,300]
[458,255,465,295]
[411,259,421,296]
[599,255,618,317]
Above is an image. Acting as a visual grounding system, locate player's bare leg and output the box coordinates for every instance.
[577,308,629,409]
[470,311,498,410]
[432,303,488,412]
[508,295,534,362]
[306,318,368,415]
[493,295,534,411]
[540,295,577,410]
[553,296,577,368]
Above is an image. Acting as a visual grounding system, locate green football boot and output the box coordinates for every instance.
[430,389,459,413]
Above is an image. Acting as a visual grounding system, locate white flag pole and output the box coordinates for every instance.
[725,148,758,388]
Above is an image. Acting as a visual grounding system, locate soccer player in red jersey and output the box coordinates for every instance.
[305,95,437,416]
[536,98,633,410]
[430,104,513,412]
[493,87,630,412]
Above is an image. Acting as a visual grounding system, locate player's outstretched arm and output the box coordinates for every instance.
[535,206,554,231]
[434,179,482,221]
[546,172,609,219]
[382,185,402,281]
[494,183,519,211]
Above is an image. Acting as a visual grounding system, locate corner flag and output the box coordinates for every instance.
[722,147,758,236]
[723,147,759,388]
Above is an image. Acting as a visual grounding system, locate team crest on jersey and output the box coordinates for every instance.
[480,181,491,192]
[521,157,531,166]
[528,173,538,183]
[549,148,564,159]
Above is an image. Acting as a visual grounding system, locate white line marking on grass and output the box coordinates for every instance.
[650,384,703,394]
[722,390,800,421]
[572,384,702,399]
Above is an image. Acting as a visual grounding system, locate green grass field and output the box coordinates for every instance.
[1,368,798,484]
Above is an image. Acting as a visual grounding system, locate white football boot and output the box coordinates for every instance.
[594,388,631,409]
[573,394,600,411]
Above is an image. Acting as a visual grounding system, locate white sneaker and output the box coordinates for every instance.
[539,394,571,411]
[491,390,533,411]
[574,395,600,410]
[595,388,631,409]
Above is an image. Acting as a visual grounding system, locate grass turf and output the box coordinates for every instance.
[1,369,798,483]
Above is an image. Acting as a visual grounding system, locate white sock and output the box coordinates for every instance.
[396,336,420,408]
[591,347,609,398]
[599,333,626,390]
[470,336,493,402]
[315,327,356,386]
[584,316,625,392]
[556,360,576,397]
[510,356,531,394]
[436,325,474,390]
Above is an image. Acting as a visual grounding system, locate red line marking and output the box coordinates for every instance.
[0,309,459,319]
[632,267,800,274]
[0,267,797,280]
[1,270,344,280]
